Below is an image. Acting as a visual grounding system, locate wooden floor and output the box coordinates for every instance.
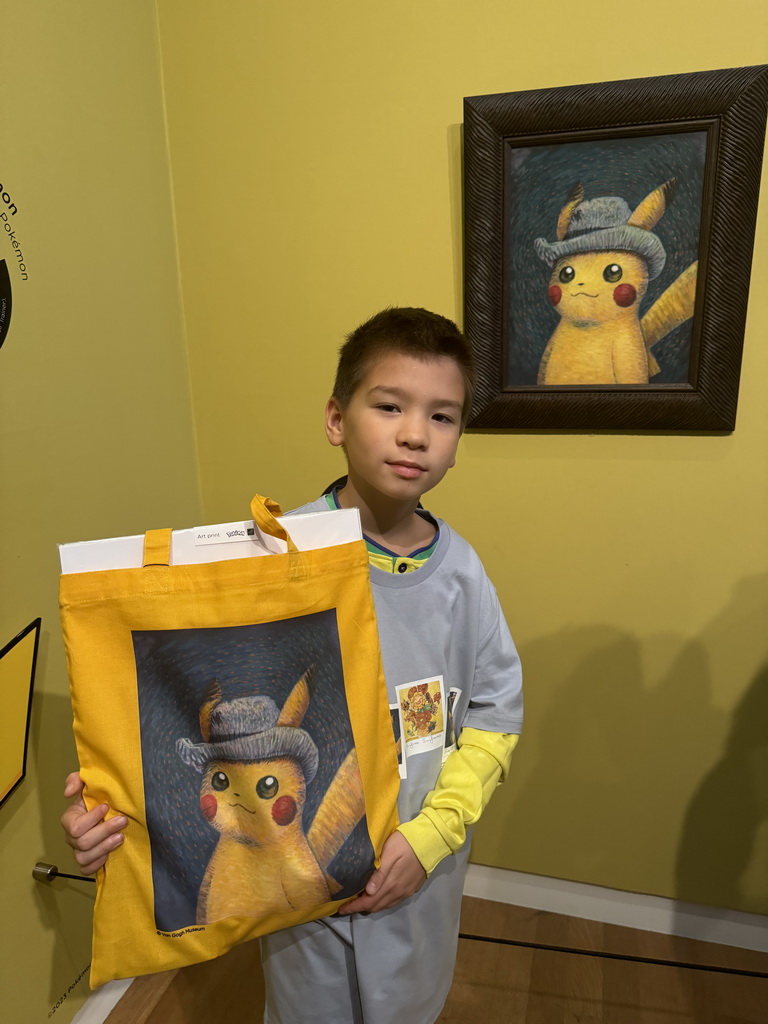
[107,897,768,1024]
[441,897,768,1024]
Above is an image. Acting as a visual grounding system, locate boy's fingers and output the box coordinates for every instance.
[61,802,107,839]
[75,854,107,875]
[341,860,426,914]
[63,771,83,797]
[365,832,403,894]
[66,820,125,854]
[59,772,126,874]
[73,833,124,875]
[340,884,402,915]
[339,868,403,914]
[338,834,427,914]
[337,892,375,915]
[364,861,389,895]
[62,805,126,846]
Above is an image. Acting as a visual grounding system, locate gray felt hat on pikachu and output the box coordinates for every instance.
[534,194,668,280]
[176,694,320,783]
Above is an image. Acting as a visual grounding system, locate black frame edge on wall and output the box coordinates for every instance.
[0,618,42,810]
[463,65,768,432]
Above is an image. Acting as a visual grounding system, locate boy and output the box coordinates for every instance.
[62,307,523,1023]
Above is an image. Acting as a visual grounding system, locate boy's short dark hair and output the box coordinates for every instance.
[333,307,476,425]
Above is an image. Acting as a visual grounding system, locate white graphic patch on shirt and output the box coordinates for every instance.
[395,675,445,756]
[389,704,407,779]
[442,687,462,763]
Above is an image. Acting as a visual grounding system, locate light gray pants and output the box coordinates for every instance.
[260,844,469,1024]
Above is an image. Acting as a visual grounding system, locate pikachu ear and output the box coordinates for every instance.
[199,679,222,742]
[557,182,584,241]
[277,666,315,728]
[627,178,678,230]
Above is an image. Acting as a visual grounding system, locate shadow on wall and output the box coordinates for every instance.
[472,625,722,893]
[674,577,768,920]
[472,574,768,916]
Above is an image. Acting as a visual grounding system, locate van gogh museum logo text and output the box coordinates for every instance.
[0,178,27,351]
[1,180,27,280]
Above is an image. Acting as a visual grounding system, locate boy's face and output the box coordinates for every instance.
[325,353,465,505]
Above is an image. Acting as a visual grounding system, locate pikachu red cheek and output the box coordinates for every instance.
[200,794,218,821]
[613,284,637,307]
[548,285,562,306]
[271,795,297,826]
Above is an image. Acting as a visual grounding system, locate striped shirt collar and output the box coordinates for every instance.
[324,487,439,574]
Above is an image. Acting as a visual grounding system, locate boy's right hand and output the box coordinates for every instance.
[61,772,127,875]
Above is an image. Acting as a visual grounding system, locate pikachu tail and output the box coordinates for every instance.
[641,261,698,375]
[308,747,365,872]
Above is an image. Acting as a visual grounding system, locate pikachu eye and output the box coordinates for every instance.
[603,263,623,283]
[558,265,575,284]
[256,775,279,799]
[211,771,229,791]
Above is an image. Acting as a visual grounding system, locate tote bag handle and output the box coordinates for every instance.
[142,528,173,593]
[143,528,173,566]
[250,494,299,554]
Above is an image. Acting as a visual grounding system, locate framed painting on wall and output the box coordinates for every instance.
[463,65,768,431]
[0,618,41,809]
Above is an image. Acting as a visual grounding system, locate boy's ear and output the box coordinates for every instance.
[325,396,345,448]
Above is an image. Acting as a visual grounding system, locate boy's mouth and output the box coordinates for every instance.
[388,461,425,479]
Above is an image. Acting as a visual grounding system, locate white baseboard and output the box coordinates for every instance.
[70,978,133,1024]
[464,864,768,953]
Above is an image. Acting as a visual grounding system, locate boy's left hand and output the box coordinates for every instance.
[338,830,427,915]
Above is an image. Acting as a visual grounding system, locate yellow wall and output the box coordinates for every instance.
[2,3,766,1020]
[0,4,200,1021]
[157,0,768,914]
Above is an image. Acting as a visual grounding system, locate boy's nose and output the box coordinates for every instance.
[398,419,427,448]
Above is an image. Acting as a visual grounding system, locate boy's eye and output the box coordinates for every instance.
[603,263,623,282]
[433,413,455,424]
[256,775,279,799]
[211,771,229,791]
[558,265,575,284]
[377,403,399,413]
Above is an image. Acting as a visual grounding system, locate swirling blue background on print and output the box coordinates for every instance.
[504,130,708,385]
[133,609,374,931]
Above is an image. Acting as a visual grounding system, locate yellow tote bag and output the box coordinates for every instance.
[59,495,399,988]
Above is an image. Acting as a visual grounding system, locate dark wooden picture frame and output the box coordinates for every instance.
[463,66,768,431]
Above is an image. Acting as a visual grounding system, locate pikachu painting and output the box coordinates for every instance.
[502,131,708,388]
[133,608,377,932]
[534,179,698,385]
[176,666,365,925]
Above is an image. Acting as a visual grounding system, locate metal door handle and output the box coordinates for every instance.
[32,861,95,884]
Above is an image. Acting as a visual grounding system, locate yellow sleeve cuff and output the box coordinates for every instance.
[396,729,519,875]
